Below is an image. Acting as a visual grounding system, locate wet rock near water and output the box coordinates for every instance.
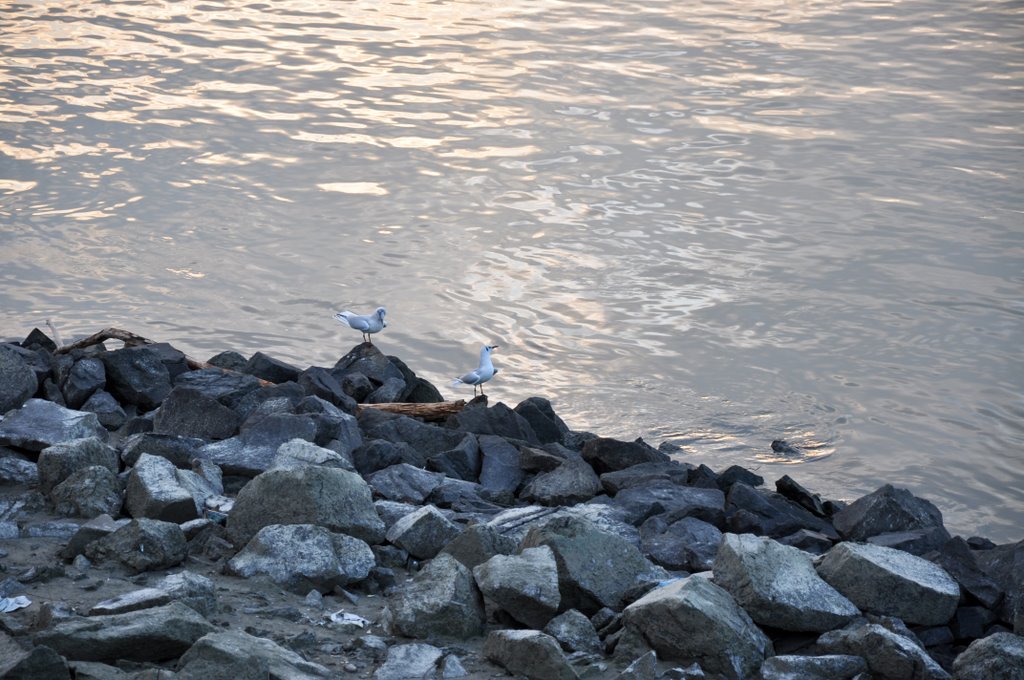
[0,328,1022,678]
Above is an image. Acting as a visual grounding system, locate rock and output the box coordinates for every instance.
[867,527,952,556]
[88,587,172,616]
[712,533,860,632]
[477,434,524,495]
[726,483,838,539]
[816,622,951,680]
[544,608,604,655]
[482,630,579,680]
[50,465,123,518]
[91,571,217,617]
[0,632,70,680]
[227,466,385,547]
[125,453,199,522]
[0,400,107,452]
[173,368,262,410]
[641,515,723,571]
[758,654,868,680]
[271,438,354,471]
[196,413,318,476]
[581,437,668,474]
[61,357,106,410]
[34,601,214,662]
[951,631,1024,679]
[385,505,462,560]
[473,545,561,629]
[925,537,1004,611]
[621,576,772,679]
[488,504,638,546]
[616,651,657,680]
[514,397,571,446]
[352,439,421,476]
[717,465,764,491]
[384,553,485,639]
[177,629,331,679]
[950,605,997,640]
[0,344,39,415]
[373,642,444,680]
[83,518,187,573]
[520,457,602,506]
[227,524,374,594]
[520,515,667,614]
[447,401,541,445]
[99,345,179,410]
[37,437,118,494]
[152,387,240,440]
[0,452,39,485]
[297,367,357,413]
[79,391,126,430]
[367,377,406,403]
[294,396,361,452]
[817,542,960,626]
[606,484,726,527]
[358,409,466,459]
[439,523,518,570]
[599,461,692,495]
[332,343,405,387]
[243,351,300,384]
[341,372,373,402]
[832,484,949,542]
[775,474,826,517]
[60,514,129,560]
[975,539,1024,633]
[21,327,57,351]
[776,529,834,555]
[206,350,248,371]
[119,432,207,468]
[368,463,446,504]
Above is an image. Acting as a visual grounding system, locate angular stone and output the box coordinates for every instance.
[125,453,198,523]
[50,465,122,519]
[833,484,949,542]
[581,437,668,474]
[867,527,952,556]
[713,533,860,632]
[0,400,107,453]
[357,409,465,459]
[60,514,129,560]
[373,642,444,680]
[0,344,39,415]
[975,539,1024,633]
[228,523,374,594]
[514,397,571,446]
[0,632,70,680]
[227,466,385,547]
[925,536,1004,611]
[726,483,838,539]
[243,351,300,384]
[447,401,541,445]
[385,505,461,560]
[776,528,835,555]
[206,350,247,371]
[61,357,105,410]
[816,622,950,680]
[84,518,187,573]
[483,630,578,680]
[37,436,118,494]
[173,368,262,410]
[600,461,692,495]
[0,452,39,485]
[294,395,361,452]
[426,434,480,482]
[775,474,826,517]
[34,601,214,662]
[332,343,405,386]
[271,438,354,471]
[641,515,723,571]
[297,367,356,412]
[478,434,524,495]
[758,654,868,680]
[717,465,764,490]
[520,457,602,506]
[80,391,126,430]
[544,608,604,655]
[152,387,240,440]
[608,484,725,527]
[622,575,773,678]
[368,463,445,504]
[384,553,485,639]
[439,523,518,570]
[817,542,960,625]
[474,545,561,629]
[951,631,1024,680]
[99,346,177,410]
[177,629,331,679]
[195,413,317,477]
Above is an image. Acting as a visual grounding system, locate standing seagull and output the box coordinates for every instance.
[452,344,499,396]
[334,307,387,344]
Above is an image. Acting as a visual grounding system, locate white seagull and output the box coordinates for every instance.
[452,344,499,396]
[334,307,387,344]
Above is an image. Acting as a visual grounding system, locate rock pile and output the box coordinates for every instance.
[1,329,1022,679]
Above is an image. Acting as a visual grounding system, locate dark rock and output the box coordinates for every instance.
[771,439,801,455]
[867,527,954,556]
[832,484,949,542]
[79,391,126,430]
[544,609,604,655]
[119,432,207,468]
[514,397,571,445]
[950,605,997,641]
[520,457,603,506]
[951,631,1024,679]
[426,434,480,481]
[439,523,517,570]
[925,537,1004,611]
[206,350,248,371]
[227,466,385,547]
[478,434,525,495]
[717,465,764,491]
[152,387,240,440]
[296,367,356,412]
[37,437,118,494]
[125,453,199,523]
[775,474,826,517]
[967,536,997,550]
[474,545,561,629]
[100,345,177,410]
[50,465,123,519]
[367,463,445,504]
[0,400,107,452]
[974,539,1024,633]
[777,528,834,555]
[640,515,723,571]
[177,629,331,679]
[383,553,485,639]
[21,327,58,352]
[33,601,214,663]
[351,439,420,475]
[227,523,374,594]
[815,621,950,680]
[332,343,405,387]
[600,461,692,495]
[605,483,726,527]
[0,450,39,485]
[385,505,461,560]
[242,351,300,384]
[483,630,578,680]
[914,625,954,647]
[0,632,70,679]
[366,377,406,403]
[235,382,305,421]
[197,413,317,476]
[61,357,105,410]
[83,518,187,573]
[688,463,720,489]
[726,483,838,539]
[447,401,541,445]
[294,395,362,451]
[358,408,466,459]
[172,368,261,410]
[0,344,40,415]
[401,376,445,404]
[60,514,129,560]
[340,372,373,402]
[581,437,669,474]
[758,654,868,680]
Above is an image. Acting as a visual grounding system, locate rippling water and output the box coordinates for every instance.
[2,0,1022,541]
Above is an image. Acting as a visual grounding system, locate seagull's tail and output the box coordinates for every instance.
[450,378,465,387]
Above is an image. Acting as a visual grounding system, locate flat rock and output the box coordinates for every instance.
[0,400,107,453]
[758,653,868,680]
[177,629,331,679]
[482,630,579,680]
[243,351,300,384]
[473,545,561,629]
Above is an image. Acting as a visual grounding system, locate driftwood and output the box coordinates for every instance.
[358,400,466,421]
[55,327,212,372]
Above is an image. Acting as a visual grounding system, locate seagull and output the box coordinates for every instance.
[334,307,387,344]
[452,344,499,396]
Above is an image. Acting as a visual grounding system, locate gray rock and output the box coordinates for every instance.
[37,436,118,494]
[368,463,446,503]
[488,503,638,546]
[60,514,129,560]
[271,438,354,471]
[333,343,406,386]
[90,570,216,617]
[228,523,374,593]
[0,452,39,485]
[926,536,1005,611]
[775,474,827,517]
[641,515,722,571]
[100,345,178,411]
[0,400,107,453]
[439,522,518,570]
[152,387,240,440]
[50,465,123,518]
[621,575,772,679]
[83,518,187,573]
[177,629,330,679]
[833,484,949,542]
[726,483,838,539]
[816,622,951,680]
[294,396,361,452]
[384,553,485,639]
[79,391,126,430]
[34,601,214,662]
[206,350,247,371]
[477,434,524,494]
[599,461,692,495]
[119,432,207,468]
[520,457,602,506]
[581,437,668,474]
[66,660,131,680]
[473,545,561,629]
[951,631,1024,680]
[373,642,443,680]
[817,542,960,625]
[544,609,604,655]
[0,632,70,680]
[776,528,835,555]
[514,397,571,446]
[717,465,764,491]
[88,587,172,616]
[447,401,541,445]
[61,358,106,410]
[367,377,407,403]
[352,439,421,476]
[426,433,480,482]
[869,527,956,556]
[227,466,385,547]
[713,533,860,632]
[975,539,1024,634]
[616,651,657,680]
[758,654,868,680]
[125,453,198,523]
[385,505,462,560]
[243,351,300,384]
[608,484,726,528]
[297,367,356,412]
[173,368,262,410]
[196,414,318,477]
[521,515,667,614]
[0,345,39,415]
[482,630,579,680]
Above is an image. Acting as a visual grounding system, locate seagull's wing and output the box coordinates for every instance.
[347,316,372,331]
[455,369,481,385]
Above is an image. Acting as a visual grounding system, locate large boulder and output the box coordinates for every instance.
[473,546,561,629]
[0,400,107,452]
[974,539,1024,633]
[243,351,300,384]
[100,345,179,410]
[712,533,860,632]
[817,542,960,625]
[196,413,318,476]
[816,622,950,680]
[0,344,39,414]
[227,466,385,547]
[125,453,199,523]
[152,387,240,440]
[271,438,354,471]
[514,397,571,446]
[641,515,722,571]
[358,409,466,458]
[482,630,579,680]
[926,537,1004,611]
[84,518,187,573]
[61,357,105,410]
[726,483,838,538]
[33,601,214,662]
[177,629,331,679]
[832,484,949,542]
[581,437,668,474]
[951,632,1024,680]
[368,463,445,504]
[520,457,602,506]
[759,654,868,680]
[439,522,518,570]
[621,575,773,679]
[37,436,118,494]
[385,505,461,560]
[50,465,123,518]
[173,368,262,410]
[383,553,485,639]
[447,401,541,445]
[227,523,374,594]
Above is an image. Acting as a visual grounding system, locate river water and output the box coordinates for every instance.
[1,0,1022,541]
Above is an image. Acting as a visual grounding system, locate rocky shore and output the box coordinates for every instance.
[1,328,1022,680]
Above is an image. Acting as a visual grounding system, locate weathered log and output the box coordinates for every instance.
[357,400,466,421]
